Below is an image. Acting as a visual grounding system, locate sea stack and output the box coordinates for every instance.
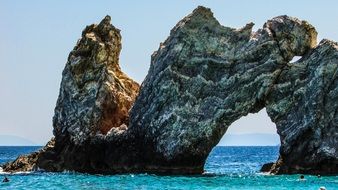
[2,6,337,175]
[2,15,141,173]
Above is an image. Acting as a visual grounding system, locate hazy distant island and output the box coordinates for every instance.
[218,134,280,146]
[0,135,38,146]
[2,6,337,175]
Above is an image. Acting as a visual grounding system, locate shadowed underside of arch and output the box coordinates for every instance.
[2,6,337,175]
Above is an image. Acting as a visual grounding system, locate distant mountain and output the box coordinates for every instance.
[0,135,38,146]
[218,133,280,146]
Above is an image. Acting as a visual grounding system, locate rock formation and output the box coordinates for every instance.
[128,7,337,175]
[2,15,141,173]
[1,139,55,172]
[263,39,338,174]
[53,15,139,142]
[2,6,337,175]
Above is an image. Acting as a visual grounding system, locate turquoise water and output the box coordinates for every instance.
[0,146,337,189]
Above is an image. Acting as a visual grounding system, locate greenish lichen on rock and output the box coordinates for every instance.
[129,6,335,175]
[2,6,337,175]
[53,15,139,144]
[263,39,338,174]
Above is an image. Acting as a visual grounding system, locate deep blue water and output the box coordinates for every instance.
[0,146,337,189]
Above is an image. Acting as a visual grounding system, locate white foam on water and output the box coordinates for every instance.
[11,171,33,175]
[258,172,273,176]
[0,167,33,175]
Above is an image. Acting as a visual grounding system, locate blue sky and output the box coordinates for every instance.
[0,0,337,145]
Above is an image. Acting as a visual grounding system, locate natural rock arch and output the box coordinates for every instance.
[2,6,337,175]
[128,6,337,175]
[129,7,337,174]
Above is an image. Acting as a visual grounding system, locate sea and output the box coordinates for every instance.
[0,146,337,190]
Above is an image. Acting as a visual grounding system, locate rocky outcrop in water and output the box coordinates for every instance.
[44,15,139,172]
[2,6,337,175]
[53,15,139,143]
[2,15,140,173]
[129,7,337,175]
[1,139,55,172]
[263,39,338,174]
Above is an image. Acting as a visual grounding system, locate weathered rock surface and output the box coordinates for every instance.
[128,6,337,175]
[2,6,337,175]
[2,15,141,174]
[1,139,55,172]
[53,15,139,143]
[264,39,338,174]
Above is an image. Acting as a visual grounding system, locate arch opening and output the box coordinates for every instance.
[290,56,302,63]
[204,108,280,174]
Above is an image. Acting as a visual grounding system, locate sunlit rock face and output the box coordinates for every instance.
[48,15,140,172]
[2,15,141,173]
[2,6,337,175]
[53,15,139,144]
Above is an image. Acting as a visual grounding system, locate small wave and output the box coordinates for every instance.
[61,170,78,174]
[0,171,34,175]
[202,172,218,177]
[10,171,33,175]
[258,171,274,176]
[0,167,10,175]
[0,167,35,175]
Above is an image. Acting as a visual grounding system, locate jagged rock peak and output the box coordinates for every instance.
[82,15,120,42]
[191,6,214,18]
[179,6,216,24]
[99,15,112,26]
[169,6,222,36]
[53,15,139,145]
